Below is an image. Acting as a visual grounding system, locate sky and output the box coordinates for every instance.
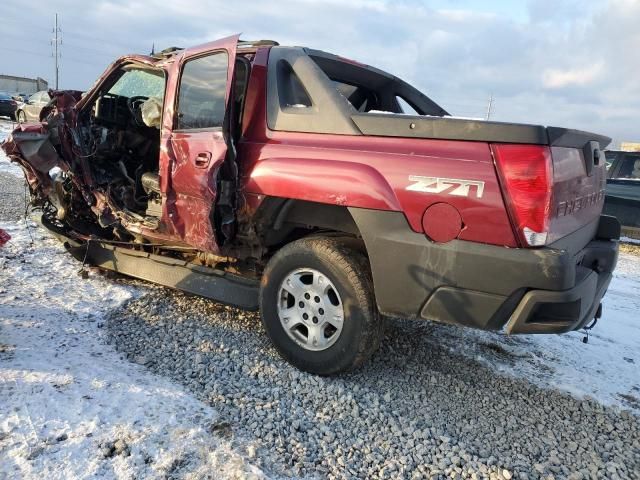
[1,0,639,146]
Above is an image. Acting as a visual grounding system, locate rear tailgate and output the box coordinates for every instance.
[547,128,610,245]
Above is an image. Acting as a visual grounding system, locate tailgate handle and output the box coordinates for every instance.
[582,141,600,177]
[194,152,212,168]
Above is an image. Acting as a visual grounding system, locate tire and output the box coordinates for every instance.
[17,111,26,123]
[260,236,382,375]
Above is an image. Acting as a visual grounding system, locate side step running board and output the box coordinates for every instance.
[46,223,259,310]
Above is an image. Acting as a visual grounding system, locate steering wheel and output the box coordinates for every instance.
[127,95,149,126]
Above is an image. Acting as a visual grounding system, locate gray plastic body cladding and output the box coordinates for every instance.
[266,47,360,135]
[348,208,617,333]
[504,264,612,334]
[351,115,611,148]
[351,113,549,144]
[80,243,259,309]
[47,226,260,310]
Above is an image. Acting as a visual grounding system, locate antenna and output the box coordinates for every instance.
[51,13,62,90]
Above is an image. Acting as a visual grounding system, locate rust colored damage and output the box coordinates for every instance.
[0,229,10,246]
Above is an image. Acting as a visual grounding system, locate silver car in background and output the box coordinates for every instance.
[15,90,51,123]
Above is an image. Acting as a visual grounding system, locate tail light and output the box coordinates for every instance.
[491,144,553,247]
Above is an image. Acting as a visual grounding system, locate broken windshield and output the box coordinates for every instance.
[108,69,165,99]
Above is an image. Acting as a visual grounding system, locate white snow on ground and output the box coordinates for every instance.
[0,119,23,177]
[621,235,640,245]
[0,222,265,479]
[443,250,640,412]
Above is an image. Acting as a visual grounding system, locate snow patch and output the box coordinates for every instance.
[0,119,23,177]
[621,236,640,245]
[0,221,265,479]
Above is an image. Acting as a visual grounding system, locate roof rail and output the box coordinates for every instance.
[152,47,184,59]
[238,39,279,47]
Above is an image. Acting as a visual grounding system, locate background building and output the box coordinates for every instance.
[0,74,48,94]
[620,142,640,152]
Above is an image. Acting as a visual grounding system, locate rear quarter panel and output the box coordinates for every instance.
[239,47,516,247]
[241,133,517,247]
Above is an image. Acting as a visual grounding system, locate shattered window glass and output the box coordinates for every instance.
[176,52,228,130]
[109,70,165,99]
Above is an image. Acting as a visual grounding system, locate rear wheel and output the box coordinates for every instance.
[17,111,26,123]
[260,236,382,375]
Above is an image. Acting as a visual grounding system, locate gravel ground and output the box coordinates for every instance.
[105,293,640,480]
[0,172,28,222]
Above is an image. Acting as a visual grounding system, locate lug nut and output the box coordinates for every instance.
[299,301,305,308]
[319,308,324,315]
[304,293,310,299]
[303,313,309,320]
[312,316,318,324]
[314,296,320,303]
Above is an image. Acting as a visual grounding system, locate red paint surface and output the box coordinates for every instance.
[421,203,463,243]
[547,146,606,244]
[0,229,10,247]
[158,34,239,252]
[238,48,516,247]
[5,39,520,251]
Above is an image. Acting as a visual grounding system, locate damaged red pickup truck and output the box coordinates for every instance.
[2,35,620,374]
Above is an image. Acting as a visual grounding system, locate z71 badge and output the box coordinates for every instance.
[406,176,485,198]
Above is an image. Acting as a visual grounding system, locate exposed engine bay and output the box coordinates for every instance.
[73,67,164,233]
[4,57,259,274]
[30,66,167,243]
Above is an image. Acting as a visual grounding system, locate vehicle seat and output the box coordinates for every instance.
[632,159,640,179]
[141,172,161,194]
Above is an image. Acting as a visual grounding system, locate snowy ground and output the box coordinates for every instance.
[0,121,264,479]
[1,118,639,478]
[0,222,265,479]
[0,119,22,177]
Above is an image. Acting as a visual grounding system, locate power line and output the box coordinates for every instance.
[51,13,62,90]
[485,94,494,120]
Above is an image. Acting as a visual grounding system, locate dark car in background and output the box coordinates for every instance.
[15,90,50,123]
[604,150,640,235]
[0,92,18,120]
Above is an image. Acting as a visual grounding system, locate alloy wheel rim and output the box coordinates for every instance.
[277,268,344,351]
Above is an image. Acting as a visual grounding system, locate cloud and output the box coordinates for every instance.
[1,0,639,145]
[542,63,604,89]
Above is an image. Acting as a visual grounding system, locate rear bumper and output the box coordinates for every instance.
[503,242,615,333]
[349,209,619,334]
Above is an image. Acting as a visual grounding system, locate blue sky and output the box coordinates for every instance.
[1,0,638,146]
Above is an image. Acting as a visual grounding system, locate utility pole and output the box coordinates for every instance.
[485,93,494,121]
[51,13,62,90]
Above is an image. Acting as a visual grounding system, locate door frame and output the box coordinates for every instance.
[158,34,240,252]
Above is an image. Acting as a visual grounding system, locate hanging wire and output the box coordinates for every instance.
[22,180,34,245]
[77,238,91,278]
